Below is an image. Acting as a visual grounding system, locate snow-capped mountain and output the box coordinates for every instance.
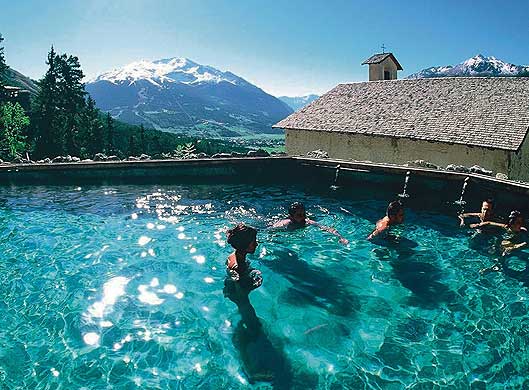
[407,54,529,79]
[90,57,252,88]
[86,57,292,137]
[279,94,320,111]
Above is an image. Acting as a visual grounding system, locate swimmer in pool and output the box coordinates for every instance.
[367,200,405,241]
[478,210,528,274]
[459,198,499,228]
[223,224,263,330]
[271,202,348,244]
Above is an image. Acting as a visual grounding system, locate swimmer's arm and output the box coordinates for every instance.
[367,219,389,240]
[271,219,290,229]
[308,219,349,244]
[459,212,480,226]
[470,221,506,229]
[502,241,527,255]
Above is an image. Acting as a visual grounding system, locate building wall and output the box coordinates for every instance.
[368,58,398,81]
[286,129,513,176]
[508,134,529,181]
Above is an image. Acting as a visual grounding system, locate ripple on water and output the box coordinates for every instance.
[1,183,529,388]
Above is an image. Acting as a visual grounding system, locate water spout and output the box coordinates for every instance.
[454,177,470,209]
[330,164,341,191]
[397,171,411,199]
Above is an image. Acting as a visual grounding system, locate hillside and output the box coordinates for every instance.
[86,57,293,138]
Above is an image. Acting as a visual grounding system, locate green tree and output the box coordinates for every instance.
[128,134,136,156]
[105,112,114,154]
[81,96,103,157]
[0,33,8,85]
[33,46,61,157]
[0,102,29,160]
[57,53,86,156]
[139,124,146,154]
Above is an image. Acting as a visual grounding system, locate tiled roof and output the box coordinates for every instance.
[274,77,529,151]
[362,53,403,70]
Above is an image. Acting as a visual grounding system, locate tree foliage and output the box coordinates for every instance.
[0,33,8,85]
[0,101,29,160]
[13,46,251,161]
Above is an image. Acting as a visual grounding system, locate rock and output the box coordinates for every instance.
[247,149,270,157]
[93,153,107,161]
[127,156,140,161]
[496,173,509,180]
[231,152,245,158]
[212,153,232,158]
[139,154,151,160]
[12,156,33,164]
[196,153,208,159]
[71,156,81,162]
[469,165,493,176]
[81,159,93,162]
[306,149,329,159]
[446,164,470,173]
[406,159,439,169]
[106,155,120,161]
[51,155,66,163]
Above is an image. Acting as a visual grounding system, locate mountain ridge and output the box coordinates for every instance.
[86,57,292,137]
[407,54,529,79]
[279,94,319,111]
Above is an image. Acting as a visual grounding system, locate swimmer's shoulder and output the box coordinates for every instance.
[271,219,291,229]
[227,253,237,269]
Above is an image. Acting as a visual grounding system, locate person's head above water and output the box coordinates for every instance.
[288,202,307,224]
[480,198,495,221]
[386,200,404,224]
[227,223,258,253]
[507,210,524,232]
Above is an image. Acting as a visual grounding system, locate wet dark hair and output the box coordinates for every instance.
[226,223,257,251]
[288,202,305,217]
[508,210,523,227]
[483,198,495,209]
[387,200,403,218]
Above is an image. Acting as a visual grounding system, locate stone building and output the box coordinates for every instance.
[274,63,529,180]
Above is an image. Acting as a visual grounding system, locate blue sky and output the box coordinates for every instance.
[1,0,528,96]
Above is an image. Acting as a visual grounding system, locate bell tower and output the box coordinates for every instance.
[362,52,403,81]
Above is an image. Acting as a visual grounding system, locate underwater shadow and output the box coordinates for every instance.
[261,249,360,317]
[229,292,293,389]
[373,237,456,307]
[496,252,529,287]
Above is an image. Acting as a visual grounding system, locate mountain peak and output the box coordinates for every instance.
[407,55,529,79]
[90,57,251,88]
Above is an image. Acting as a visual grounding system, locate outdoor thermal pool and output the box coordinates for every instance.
[0,181,528,389]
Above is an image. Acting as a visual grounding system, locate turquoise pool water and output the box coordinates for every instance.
[1,183,528,389]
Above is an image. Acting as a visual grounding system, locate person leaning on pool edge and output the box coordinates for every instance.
[479,210,528,275]
[272,202,348,244]
[223,223,263,331]
[367,200,405,240]
[459,198,498,227]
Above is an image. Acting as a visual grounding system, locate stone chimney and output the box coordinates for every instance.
[362,53,403,81]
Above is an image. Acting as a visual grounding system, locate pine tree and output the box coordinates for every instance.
[0,33,8,86]
[139,124,146,154]
[81,96,103,157]
[57,53,86,156]
[33,46,61,158]
[105,112,114,154]
[128,134,135,156]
